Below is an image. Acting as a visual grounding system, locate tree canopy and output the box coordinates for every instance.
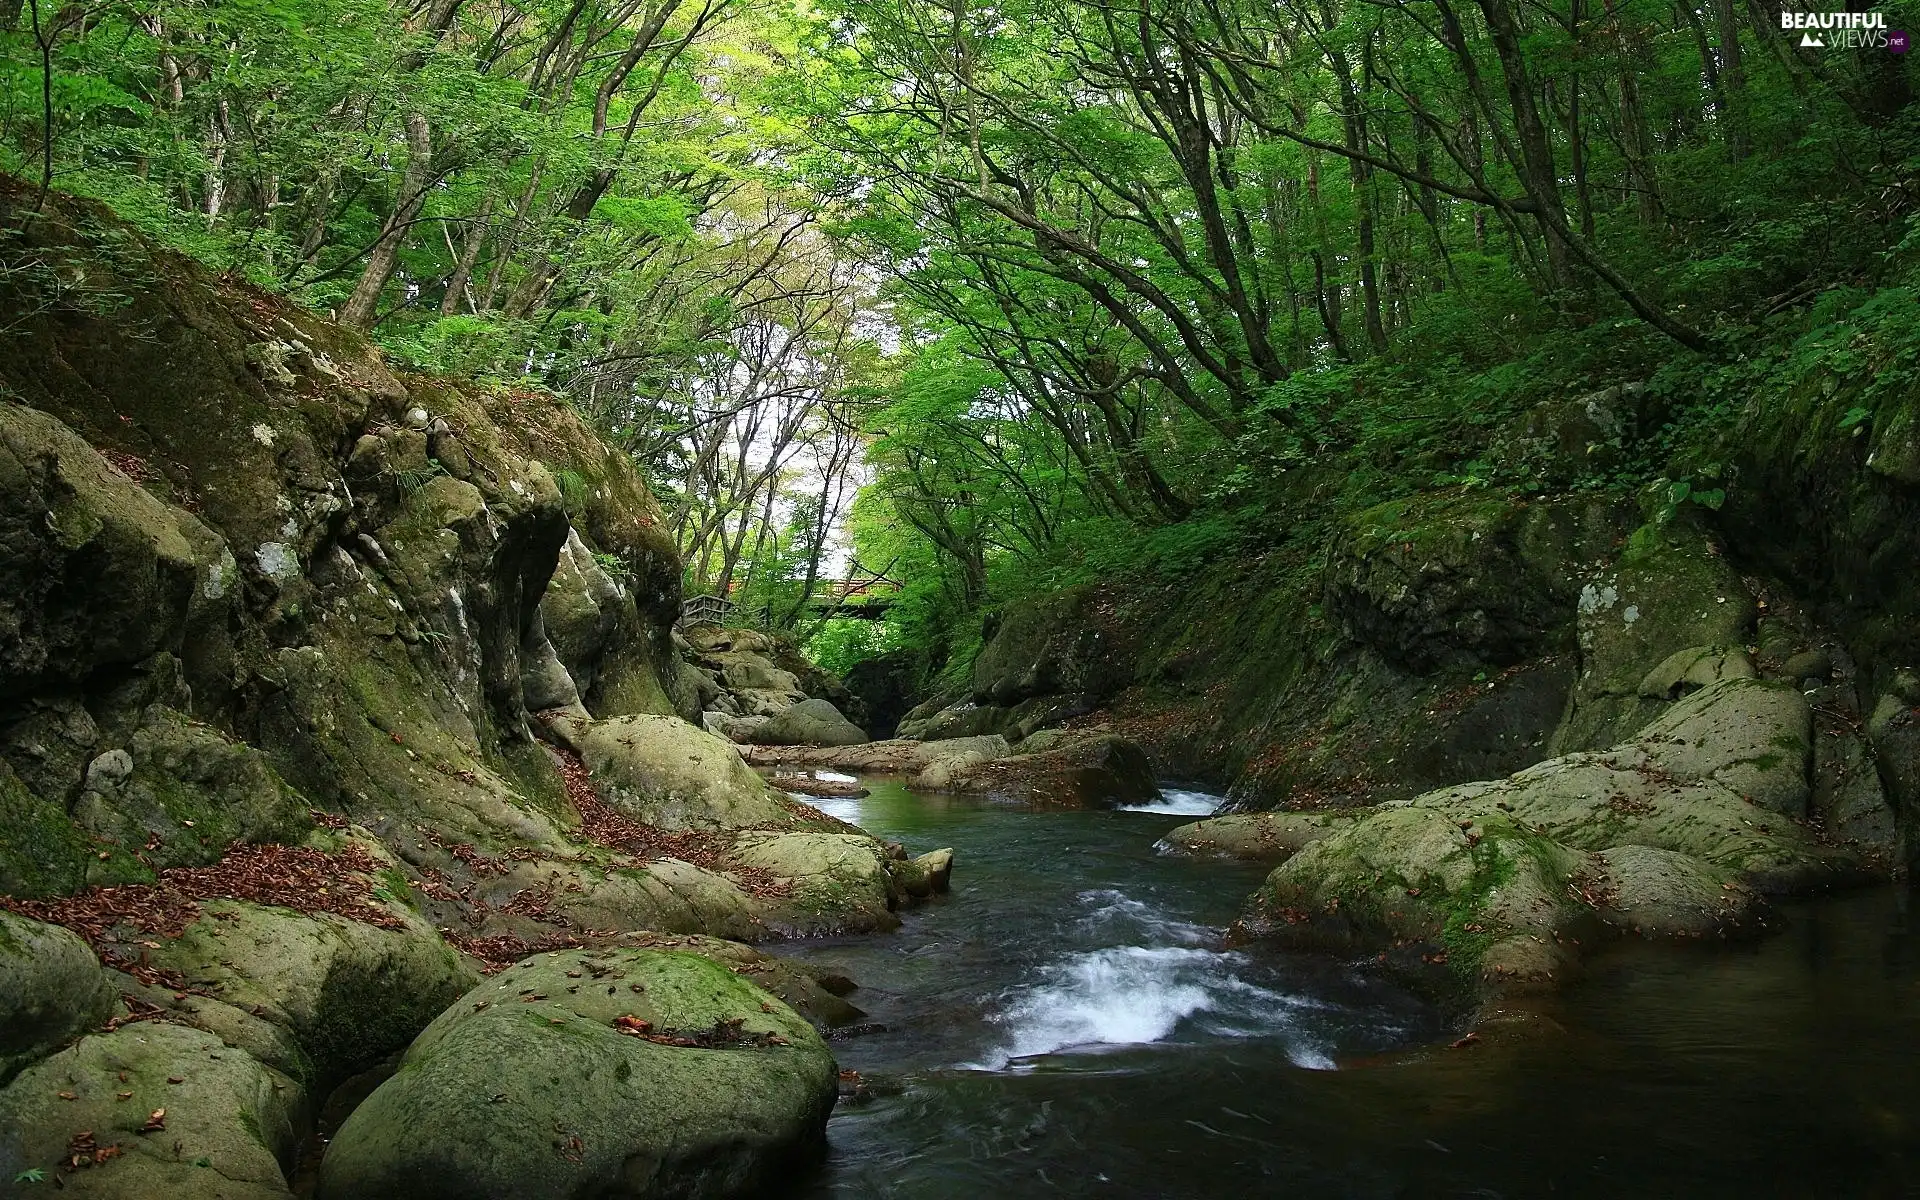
[5,0,1915,670]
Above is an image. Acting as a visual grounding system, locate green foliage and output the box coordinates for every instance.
[804,618,902,675]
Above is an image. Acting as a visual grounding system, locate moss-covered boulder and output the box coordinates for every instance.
[746,699,868,747]
[1156,811,1353,861]
[1234,678,1867,1004]
[70,709,313,873]
[134,900,475,1086]
[1238,807,1595,993]
[730,831,902,936]
[316,948,837,1200]
[0,913,116,1086]
[0,1022,302,1198]
[940,734,1160,808]
[1595,845,1768,938]
[578,714,792,831]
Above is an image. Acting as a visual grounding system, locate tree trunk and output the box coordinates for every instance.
[340,112,433,330]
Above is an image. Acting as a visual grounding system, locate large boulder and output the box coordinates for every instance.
[1554,518,1757,752]
[937,734,1160,808]
[0,1022,302,1198]
[316,947,837,1200]
[136,900,476,1086]
[1235,678,1868,1003]
[0,400,232,703]
[746,699,868,748]
[0,913,116,1086]
[577,714,792,831]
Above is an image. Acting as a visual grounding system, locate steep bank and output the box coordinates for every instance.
[0,181,936,1197]
[887,367,1919,1007]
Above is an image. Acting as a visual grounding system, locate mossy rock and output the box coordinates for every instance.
[0,913,116,1086]
[1156,811,1353,862]
[746,699,868,748]
[0,757,101,898]
[971,585,1130,706]
[578,715,794,831]
[138,899,476,1087]
[316,948,837,1200]
[1238,807,1593,993]
[0,400,228,699]
[0,1022,302,1198]
[70,708,313,873]
[942,734,1160,809]
[1556,518,1756,751]
[1596,845,1768,938]
[729,831,902,936]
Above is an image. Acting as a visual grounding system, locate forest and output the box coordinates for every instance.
[8,0,1914,676]
[3,0,1920,1194]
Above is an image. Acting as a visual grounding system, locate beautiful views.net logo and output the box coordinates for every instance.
[1780,9,1907,51]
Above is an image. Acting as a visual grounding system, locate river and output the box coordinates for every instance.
[778,780,1920,1198]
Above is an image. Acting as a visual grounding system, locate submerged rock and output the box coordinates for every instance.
[316,948,837,1200]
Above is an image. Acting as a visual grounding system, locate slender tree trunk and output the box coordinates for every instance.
[340,112,433,329]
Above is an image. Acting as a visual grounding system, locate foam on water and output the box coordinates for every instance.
[1115,788,1224,816]
[967,891,1337,1071]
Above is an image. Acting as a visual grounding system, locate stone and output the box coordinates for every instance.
[1556,519,1757,752]
[942,735,1160,808]
[970,586,1129,707]
[713,652,803,694]
[746,699,869,747]
[0,401,230,699]
[0,913,117,1086]
[1233,678,1867,1003]
[1597,845,1768,938]
[1637,645,1756,699]
[578,714,792,831]
[1781,649,1833,684]
[0,1023,302,1198]
[138,899,477,1086]
[730,831,902,935]
[316,948,837,1200]
[1156,811,1353,861]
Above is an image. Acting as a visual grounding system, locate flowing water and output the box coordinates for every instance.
[779,781,1920,1199]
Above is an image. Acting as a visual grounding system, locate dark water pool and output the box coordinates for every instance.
[776,781,1920,1199]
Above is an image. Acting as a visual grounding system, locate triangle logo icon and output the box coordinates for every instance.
[1800,30,1824,46]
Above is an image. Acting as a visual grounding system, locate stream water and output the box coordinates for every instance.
[779,781,1920,1199]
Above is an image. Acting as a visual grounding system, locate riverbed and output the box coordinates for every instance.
[779,781,1920,1198]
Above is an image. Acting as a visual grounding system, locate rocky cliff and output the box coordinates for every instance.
[0,180,932,1196]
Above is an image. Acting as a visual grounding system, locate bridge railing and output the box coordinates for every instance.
[677,593,735,630]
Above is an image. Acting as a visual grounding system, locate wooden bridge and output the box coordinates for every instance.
[800,579,897,620]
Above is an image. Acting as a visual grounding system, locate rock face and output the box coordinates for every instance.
[0,183,947,1196]
[747,698,869,747]
[317,948,837,1200]
[1236,679,1861,1004]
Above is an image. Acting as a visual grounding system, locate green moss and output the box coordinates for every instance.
[0,762,94,898]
